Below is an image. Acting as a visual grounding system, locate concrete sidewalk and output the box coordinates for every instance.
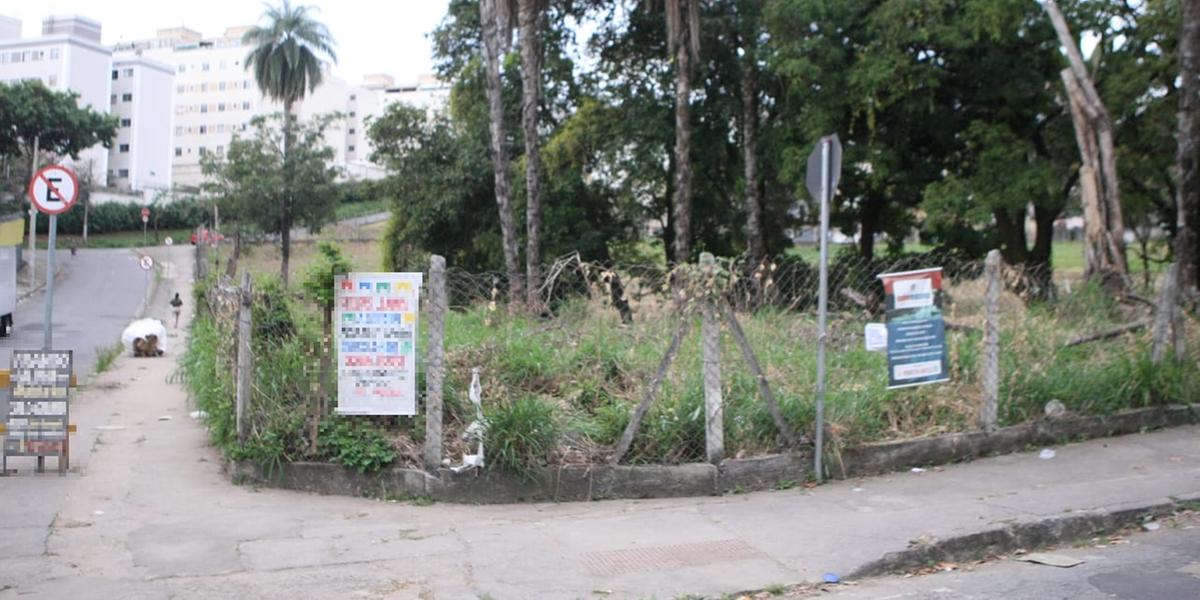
[1,249,1198,599]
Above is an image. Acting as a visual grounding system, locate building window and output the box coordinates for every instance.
[202,62,209,71]
[242,101,251,110]
[121,118,131,127]
[175,126,183,135]
[200,104,208,113]
[178,64,185,73]
[347,145,355,152]
[198,146,207,156]
[218,102,225,112]
[216,145,224,155]
[122,93,132,102]
[118,169,129,178]
[47,75,57,87]
[349,111,356,117]
[199,125,207,134]
[174,147,182,157]
[219,81,226,91]
[111,69,118,80]
[349,94,356,101]
[119,144,130,153]
[177,84,185,93]
[49,47,59,59]
[219,60,227,70]
[123,68,133,77]
[348,128,355,134]
[111,94,117,104]
[216,124,225,133]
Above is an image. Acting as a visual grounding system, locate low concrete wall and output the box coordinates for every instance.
[228,404,1199,504]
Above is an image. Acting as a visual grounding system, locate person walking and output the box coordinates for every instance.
[170,292,183,328]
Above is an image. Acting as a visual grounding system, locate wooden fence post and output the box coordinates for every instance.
[424,255,447,471]
[699,253,724,464]
[981,249,1001,432]
[236,271,253,443]
[1151,262,1180,364]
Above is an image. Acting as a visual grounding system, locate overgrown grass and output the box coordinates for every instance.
[334,199,389,221]
[94,342,124,374]
[184,244,1199,477]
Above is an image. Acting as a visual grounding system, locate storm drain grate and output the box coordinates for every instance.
[579,538,765,576]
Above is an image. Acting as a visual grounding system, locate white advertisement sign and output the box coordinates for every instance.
[892,278,934,310]
[334,272,423,415]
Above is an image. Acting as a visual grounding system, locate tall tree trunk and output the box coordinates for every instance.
[741,21,765,266]
[1045,0,1129,288]
[519,0,544,308]
[1176,0,1200,293]
[481,0,524,302]
[281,99,294,286]
[670,0,698,265]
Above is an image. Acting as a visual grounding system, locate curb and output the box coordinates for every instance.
[16,259,68,303]
[846,491,1200,580]
[226,404,1200,504]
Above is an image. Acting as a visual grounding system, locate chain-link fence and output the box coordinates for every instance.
[186,240,1199,475]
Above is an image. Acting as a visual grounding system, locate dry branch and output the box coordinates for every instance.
[1064,319,1151,347]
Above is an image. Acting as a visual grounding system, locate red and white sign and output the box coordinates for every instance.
[141,207,150,223]
[27,165,79,215]
[139,255,154,271]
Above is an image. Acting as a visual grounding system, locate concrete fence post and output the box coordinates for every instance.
[424,255,447,471]
[1151,262,1180,364]
[981,249,1001,432]
[236,271,253,443]
[699,252,724,465]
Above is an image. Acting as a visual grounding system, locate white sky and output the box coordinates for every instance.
[3,0,450,84]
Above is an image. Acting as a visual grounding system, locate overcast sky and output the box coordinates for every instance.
[5,1,450,84]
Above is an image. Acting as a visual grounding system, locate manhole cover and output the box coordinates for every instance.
[579,539,765,576]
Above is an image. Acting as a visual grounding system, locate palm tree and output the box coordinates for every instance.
[519,0,545,307]
[480,0,525,304]
[243,0,336,285]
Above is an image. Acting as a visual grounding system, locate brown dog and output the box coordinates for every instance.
[133,334,164,357]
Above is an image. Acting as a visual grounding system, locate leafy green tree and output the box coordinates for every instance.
[201,114,340,267]
[0,80,116,238]
[243,0,337,284]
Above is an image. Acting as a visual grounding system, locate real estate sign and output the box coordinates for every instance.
[4,350,72,456]
[334,273,423,415]
[877,267,949,389]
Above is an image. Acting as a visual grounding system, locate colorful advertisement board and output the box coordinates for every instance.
[334,273,423,415]
[4,350,72,456]
[877,268,949,389]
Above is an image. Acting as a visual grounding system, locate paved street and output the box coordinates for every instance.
[2,247,154,376]
[815,513,1200,600]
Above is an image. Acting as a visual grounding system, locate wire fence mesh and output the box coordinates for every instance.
[190,241,1198,472]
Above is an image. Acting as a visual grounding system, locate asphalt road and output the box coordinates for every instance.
[1,248,150,377]
[813,514,1200,600]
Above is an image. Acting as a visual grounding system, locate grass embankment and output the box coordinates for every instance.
[184,229,1197,476]
[36,228,193,249]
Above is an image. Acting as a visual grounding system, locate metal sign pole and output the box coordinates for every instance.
[43,214,57,350]
[815,137,831,483]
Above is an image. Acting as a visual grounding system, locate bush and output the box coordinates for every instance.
[319,419,398,474]
[484,396,560,478]
[36,198,211,235]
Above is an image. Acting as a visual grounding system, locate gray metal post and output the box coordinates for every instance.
[981,249,1001,431]
[43,214,57,350]
[699,252,724,465]
[424,255,447,471]
[815,138,831,482]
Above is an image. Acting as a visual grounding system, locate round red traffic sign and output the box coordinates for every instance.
[28,165,80,215]
[141,207,150,218]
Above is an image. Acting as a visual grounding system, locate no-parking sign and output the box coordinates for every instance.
[28,165,79,215]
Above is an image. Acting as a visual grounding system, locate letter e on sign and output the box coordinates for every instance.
[28,165,80,215]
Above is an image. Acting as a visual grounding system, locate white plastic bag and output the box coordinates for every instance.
[121,318,168,355]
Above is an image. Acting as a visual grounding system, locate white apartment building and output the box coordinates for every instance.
[0,15,114,186]
[108,55,175,192]
[119,26,396,188]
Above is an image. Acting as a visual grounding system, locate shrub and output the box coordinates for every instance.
[319,419,398,474]
[484,396,560,478]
